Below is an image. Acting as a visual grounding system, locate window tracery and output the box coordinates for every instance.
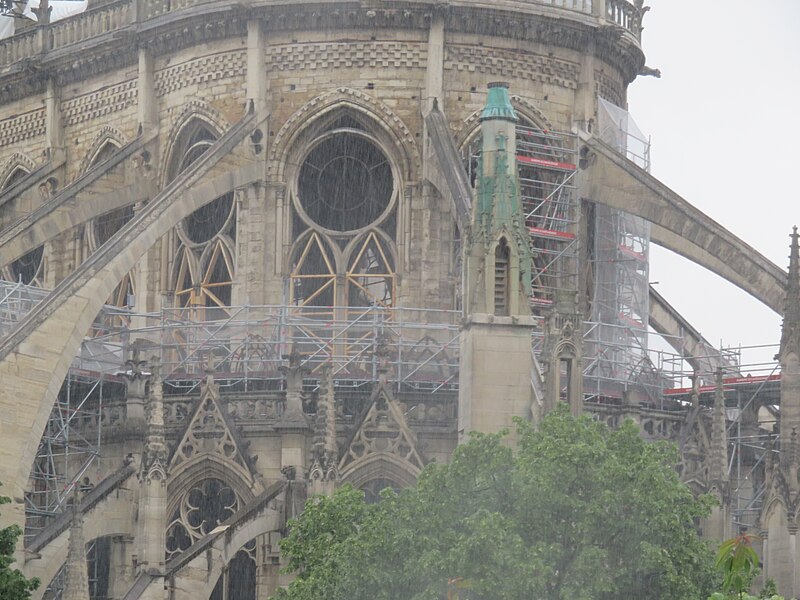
[2,167,45,286]
[84,141,136,314]
[166,478,241,560]
[288,111,398,317]
[168,120,236,317]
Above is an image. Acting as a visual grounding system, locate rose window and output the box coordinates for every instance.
[297,132,394,234]
[166,478,240,560]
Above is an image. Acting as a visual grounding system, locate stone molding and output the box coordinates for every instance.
[0,109,46,149]
[0,2,644,104]
[0,152,38,185]
[154,50,246,98]
[268,87,420,181]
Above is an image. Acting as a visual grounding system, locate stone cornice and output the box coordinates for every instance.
[0,1,644,105]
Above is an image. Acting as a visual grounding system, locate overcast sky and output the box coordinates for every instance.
[627,0,800,369]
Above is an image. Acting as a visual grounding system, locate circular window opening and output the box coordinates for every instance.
[95,206,134,247]
[182,193,235,245]
[297,132,393,233]
[10,246,44,285]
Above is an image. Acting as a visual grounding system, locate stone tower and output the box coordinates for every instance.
[459,82,538,436]
[761,228,800,595]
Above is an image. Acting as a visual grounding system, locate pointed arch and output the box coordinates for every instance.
[269,88,420,182]
[76,130,137,320]
[340,453,421,491]
[455,94,554,148]
[289,231,338,311]
[77,126,128,177]
[164,106,237,315]
[345,230,397,309]
[0,152,37,188]
[494,237,511,316]
[1,161,45,286]
[160,101,229,187]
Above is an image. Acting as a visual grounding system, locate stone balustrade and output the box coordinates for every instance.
[0,0,642,69]
[48,0,132,52]
[606,0,642,37]
[0,27,38,68]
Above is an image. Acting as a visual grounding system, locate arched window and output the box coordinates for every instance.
[494,239,510,316]
[288,110,399,317]
[361,478,401,504]
[168,120,236,317]
[167,478,256,600]
[210,540,256,600]
[84,141,136,313]
[2,167,45,286]
[166,478,241,560]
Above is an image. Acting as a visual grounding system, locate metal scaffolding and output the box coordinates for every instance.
[465,124,580,315]
[586,97,654,402]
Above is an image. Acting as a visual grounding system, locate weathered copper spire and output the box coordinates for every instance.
[480,82,519,123]
[464,83,532,316]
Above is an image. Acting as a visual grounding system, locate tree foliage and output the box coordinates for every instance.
[276,407,718,600]
[708,537,787,600]
[0,487,39,600]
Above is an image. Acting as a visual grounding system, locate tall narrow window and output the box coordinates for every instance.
[84,141,136,316]
[494,239,510,316]
[168,120,236,318]
[2,167,45,286]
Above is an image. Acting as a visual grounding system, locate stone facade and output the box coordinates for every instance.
[0,0,789,598]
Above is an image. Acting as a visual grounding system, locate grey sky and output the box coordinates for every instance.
[627,0,800,368]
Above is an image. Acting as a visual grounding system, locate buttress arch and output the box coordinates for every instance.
[0,108,262,527]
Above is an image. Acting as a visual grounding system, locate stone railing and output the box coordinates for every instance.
[538,0,593,15]
[0,0,642,70]
[0,27,39,67]
[605,0,642,39]
[48,0,132,52]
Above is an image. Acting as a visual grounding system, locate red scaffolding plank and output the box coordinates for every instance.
[529,226,576,241]
[517,155,577,171]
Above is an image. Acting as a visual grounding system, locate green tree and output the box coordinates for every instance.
[707,537,787,600]
[276,407,718,600]
[0,487,39,599]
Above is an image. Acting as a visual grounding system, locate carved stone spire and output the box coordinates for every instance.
[136,360,168,574]
[310,366,338,492]
[63,502,89,600]
[709,369,728,485]
[780,227,800,452]
[279,346,310,427]
[142,361,167,477]
[781,226,800,356]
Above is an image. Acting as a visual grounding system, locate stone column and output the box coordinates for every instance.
[138,48,158,134]
[247,19,268,117]
[136,363,168,574]
[594,0,607,19]
[423,5,445,115]
[278,349,311,473]
[780,519,800,598]
[63,505,89,600]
